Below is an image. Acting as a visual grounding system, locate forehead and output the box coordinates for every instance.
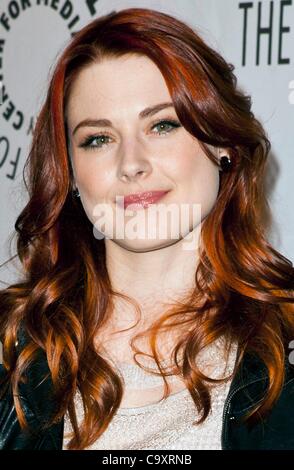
[66,54,172,120]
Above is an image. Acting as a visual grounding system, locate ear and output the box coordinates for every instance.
[217,147,230,164]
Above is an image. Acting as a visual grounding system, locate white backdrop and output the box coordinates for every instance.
[0,0,293,286]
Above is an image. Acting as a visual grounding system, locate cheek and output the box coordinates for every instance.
[175,146,220,213]
[73,156,113,199]
[71,155,115,226]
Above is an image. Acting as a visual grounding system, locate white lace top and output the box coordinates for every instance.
[62,337,238,450]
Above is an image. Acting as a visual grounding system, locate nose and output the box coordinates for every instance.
[117,138,151,182]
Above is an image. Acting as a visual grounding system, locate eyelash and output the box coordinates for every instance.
[78,119,181,151]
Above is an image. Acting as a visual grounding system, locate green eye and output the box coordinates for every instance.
[152,119,181,134]
[79,134,111,150]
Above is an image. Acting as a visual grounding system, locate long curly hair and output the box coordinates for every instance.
[1,8,294,450]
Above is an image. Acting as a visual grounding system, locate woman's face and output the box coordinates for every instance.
[66,54,220,252]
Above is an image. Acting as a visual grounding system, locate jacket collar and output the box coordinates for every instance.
[223,347,294,417]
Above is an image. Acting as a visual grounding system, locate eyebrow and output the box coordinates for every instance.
[72,102,174,136]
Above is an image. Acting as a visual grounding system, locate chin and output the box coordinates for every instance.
[113,237,180,253]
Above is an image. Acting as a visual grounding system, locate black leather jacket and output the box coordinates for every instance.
[1,344,294,450]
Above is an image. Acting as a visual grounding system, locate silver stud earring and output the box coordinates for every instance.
[72,187,80,198]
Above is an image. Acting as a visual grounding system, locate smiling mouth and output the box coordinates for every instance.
[116,190,170,210]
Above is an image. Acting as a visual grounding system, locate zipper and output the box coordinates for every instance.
[221,375,267,449]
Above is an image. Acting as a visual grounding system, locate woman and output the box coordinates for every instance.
[0,7,294,450]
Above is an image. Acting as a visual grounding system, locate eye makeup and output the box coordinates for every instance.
[78,118,182,151]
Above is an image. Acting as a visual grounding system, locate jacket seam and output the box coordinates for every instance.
[222,375,267,449]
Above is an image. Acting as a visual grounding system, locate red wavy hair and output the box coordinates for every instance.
[1,8,294,450]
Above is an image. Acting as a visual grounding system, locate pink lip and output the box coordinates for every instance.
[118,190,170,209]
